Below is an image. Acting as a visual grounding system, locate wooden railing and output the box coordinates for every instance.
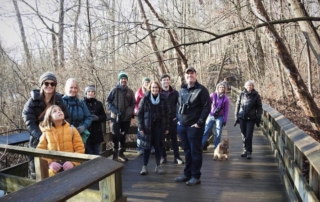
[0,144,126,202]
[231,86,320,202]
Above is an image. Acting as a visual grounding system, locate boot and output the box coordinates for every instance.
[118,149,128,161]
[112,149,118,161]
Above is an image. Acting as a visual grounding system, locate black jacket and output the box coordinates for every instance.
[137,92,170,149]
[160,86,178,119]
[235,89,262,120]
[22,90,70,148]
[177,81,211,127]
[84,97,107,144]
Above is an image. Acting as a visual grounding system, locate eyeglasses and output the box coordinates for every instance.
[44,82,57,87]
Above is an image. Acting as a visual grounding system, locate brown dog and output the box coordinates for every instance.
[213,138,229,161]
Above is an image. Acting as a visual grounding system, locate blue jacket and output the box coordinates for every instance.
[62,96,92,128]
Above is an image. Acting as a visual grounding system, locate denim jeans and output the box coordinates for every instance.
[161,120,181,159]
[85,142,100,155]
[239,119,255,153]
[202,115,223,148]
[177,124,204,179]
[143,127,162,166]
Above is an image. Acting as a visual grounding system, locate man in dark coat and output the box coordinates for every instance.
[175,67,211,186]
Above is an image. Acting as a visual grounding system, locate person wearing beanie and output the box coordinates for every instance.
[22,71,70,179]
[201,82,230,151]
[106,71,135,161]
[62,78,92,145]
[134,77,151,155]
[84,85,107,155]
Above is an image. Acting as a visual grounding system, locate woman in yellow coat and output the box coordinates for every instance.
[37,105,85,176]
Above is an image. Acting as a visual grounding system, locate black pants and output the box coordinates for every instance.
[112,120,131,151]
[239,119,255,153]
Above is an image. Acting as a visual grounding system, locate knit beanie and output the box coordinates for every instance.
[141,77,150,84]
[39,71,57,86]
[85,86,96,95]
[118,71,128,80]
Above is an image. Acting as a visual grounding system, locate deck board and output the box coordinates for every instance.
[119,104,289,202]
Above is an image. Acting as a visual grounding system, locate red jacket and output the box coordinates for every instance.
[134,87,146,115]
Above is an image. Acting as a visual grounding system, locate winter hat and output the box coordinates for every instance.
[118,71,128,80]
[85,86,96,95]
[39,71,57,86]
[142,77,150,84]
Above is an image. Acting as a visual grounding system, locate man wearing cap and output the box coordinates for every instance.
[22,71,70,179]
[175,67,211,186]
[106,71,135,161]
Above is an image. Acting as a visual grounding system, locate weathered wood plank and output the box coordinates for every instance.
[0,131,29,145]
[0,173,34,192]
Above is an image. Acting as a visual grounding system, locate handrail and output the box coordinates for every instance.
[231,86,320,202]
[0,144,126,202]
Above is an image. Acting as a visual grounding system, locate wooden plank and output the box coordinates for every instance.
[67,189,101,202]
[34,157,49,181]
[0,162,28,177]
[0,132,29,145]
[1,157,123,202]
[100,174,116,202]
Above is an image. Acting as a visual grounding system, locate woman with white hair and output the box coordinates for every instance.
[62,78,92,144]
[201,82,229,150]
[234,80,262,159]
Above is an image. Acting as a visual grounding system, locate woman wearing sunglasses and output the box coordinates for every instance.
[22,71,70,179]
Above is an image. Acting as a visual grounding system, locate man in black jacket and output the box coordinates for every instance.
[175,67,211,186]
[160,74,184,165]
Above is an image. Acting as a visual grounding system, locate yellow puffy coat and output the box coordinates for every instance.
[37,122,85,167]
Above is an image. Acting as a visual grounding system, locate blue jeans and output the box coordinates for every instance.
[202,115,223,148]
[143,128,162,166]
[177,124,204,179]
[239,119,255,153]
[85,142,100,155]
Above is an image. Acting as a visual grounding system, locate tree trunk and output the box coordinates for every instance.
[250,0,320,136]
[287,0,320,64]
[12,0,32,69]
[72,0,81,64]
[307,43,313,97]
[52,25,58,70]
[137,0,166,75]
[58,0,65,69]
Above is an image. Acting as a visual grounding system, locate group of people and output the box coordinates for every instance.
[22,68,262,187]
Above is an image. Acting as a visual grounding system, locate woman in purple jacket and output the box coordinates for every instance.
[201,82,229,149]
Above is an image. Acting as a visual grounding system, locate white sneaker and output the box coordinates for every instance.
[155,165,165,174]
[140,166,148,175]
[137,150,143,155]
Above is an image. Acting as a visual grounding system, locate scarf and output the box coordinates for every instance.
[150,94,160,105]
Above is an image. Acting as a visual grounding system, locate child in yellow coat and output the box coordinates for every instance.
[37,105,85,176]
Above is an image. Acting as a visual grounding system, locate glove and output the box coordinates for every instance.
[222,122,226,127]
[77,125,86,134]
[49,162,62,172]
[256,118,261,127]
[234,119,239,127]
[91,115,99,121]
[63,161,74,170]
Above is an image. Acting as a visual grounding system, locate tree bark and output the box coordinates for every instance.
[52,25,58,70]
[12,0,32,69]
[137,0,166,75]
[250,0,320,136]
[58,0,65,69]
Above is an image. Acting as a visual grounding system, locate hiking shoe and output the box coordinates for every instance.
[160,157,167,164]
[155,165,165,174]
[246,153,252,159]
[137,150,143,156]
[240,151,247,157]
[118,151,128,161]
[186,177,201,186]
[174,158,185,165]
[175,175,191,182]
[140,166,148,175]
[151,149,155,154]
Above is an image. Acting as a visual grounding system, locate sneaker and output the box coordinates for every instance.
[175,175,191,182]
[155,165,165,174]
[240,151,247,157]
[151,149,155,154]
[186,177,201,186]
[174,158,185,165]
[118,151,128,161]
[160,157,167,164]
[137,150,143,156]
[246,153,252,159]
[140,166,148,175]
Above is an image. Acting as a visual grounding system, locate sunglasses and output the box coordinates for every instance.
[43,82,57,87]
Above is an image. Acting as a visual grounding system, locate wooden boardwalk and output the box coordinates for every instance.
[120,104,289,202]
